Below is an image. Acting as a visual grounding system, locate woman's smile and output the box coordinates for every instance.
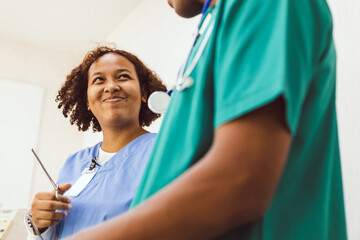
[103,95,126,103]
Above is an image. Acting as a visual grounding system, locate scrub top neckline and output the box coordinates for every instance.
[97,147,116,165]
[93,132,155,172]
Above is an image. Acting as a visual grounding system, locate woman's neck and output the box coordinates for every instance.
[101,123,148,153]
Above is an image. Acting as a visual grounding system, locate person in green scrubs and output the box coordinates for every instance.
[66,0,347,239]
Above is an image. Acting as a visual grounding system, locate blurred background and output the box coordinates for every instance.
[0,0,358,239]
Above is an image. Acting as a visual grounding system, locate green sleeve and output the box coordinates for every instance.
[213,0,316,134]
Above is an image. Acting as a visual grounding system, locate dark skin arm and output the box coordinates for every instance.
[66,97,291,240]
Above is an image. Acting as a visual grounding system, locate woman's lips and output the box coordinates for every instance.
[103,97,125,103]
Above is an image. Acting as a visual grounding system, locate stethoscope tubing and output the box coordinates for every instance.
[175,0,215,91]
[147,0,215,113]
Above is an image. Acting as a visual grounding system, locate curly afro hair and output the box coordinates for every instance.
[56,46,167,132]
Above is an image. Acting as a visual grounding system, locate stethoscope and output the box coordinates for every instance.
[147,0,215,114]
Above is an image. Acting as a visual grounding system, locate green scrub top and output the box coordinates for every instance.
[132,0,347,239]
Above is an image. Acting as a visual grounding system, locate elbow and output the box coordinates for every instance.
[231,176,276,224]
[250,197,271,221]
[241,196,271,224]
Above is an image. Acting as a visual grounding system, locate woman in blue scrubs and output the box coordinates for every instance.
[25,46,166,239]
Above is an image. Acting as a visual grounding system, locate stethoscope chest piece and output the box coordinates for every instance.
[147,91,171,114]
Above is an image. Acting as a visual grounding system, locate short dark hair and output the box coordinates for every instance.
[56,46,167,132]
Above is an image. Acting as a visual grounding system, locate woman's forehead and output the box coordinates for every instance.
[88,53,136,75]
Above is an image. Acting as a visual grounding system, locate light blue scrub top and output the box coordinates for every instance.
[55,133,156,239]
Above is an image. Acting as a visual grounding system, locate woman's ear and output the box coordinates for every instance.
[141,87,147,103]
[87,101,91,111]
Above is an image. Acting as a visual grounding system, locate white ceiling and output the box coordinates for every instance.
[0,0,142,53]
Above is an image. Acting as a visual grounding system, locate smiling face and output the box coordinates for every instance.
[87,53,142,129]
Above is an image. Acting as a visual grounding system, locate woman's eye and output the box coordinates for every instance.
[118,74,131,80]
[93,77,104,83]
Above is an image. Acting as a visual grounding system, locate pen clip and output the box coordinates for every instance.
[89,156,98,171]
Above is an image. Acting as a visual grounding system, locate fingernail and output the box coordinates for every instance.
[68,205,72,210]
[66,198,71,203]
[64,212,67,217]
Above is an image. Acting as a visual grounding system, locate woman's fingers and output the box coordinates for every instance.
[35,189,71,203]
[35,200,72,211]
[34,211,68,221]
[52,192,71,203]
[31,191,72,229]
[55,183,72,203]
[32,213,66,229]
[34,191,55,201]
[33,193,72,210]
[58,183,72,193]
[31,199,71,228]
[30,184,73,229]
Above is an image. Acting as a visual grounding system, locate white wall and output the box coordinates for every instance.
[0,79,43,209]
[106,0,199,87]
[102,0,360,239]
[0,38,86,207]
[327,0,360,239]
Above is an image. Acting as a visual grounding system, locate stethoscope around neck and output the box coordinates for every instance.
[147,0,215,114]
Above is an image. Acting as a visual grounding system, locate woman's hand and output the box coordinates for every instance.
[30,183,72,233]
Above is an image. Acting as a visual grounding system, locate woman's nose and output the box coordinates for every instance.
[104,80,120,93]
